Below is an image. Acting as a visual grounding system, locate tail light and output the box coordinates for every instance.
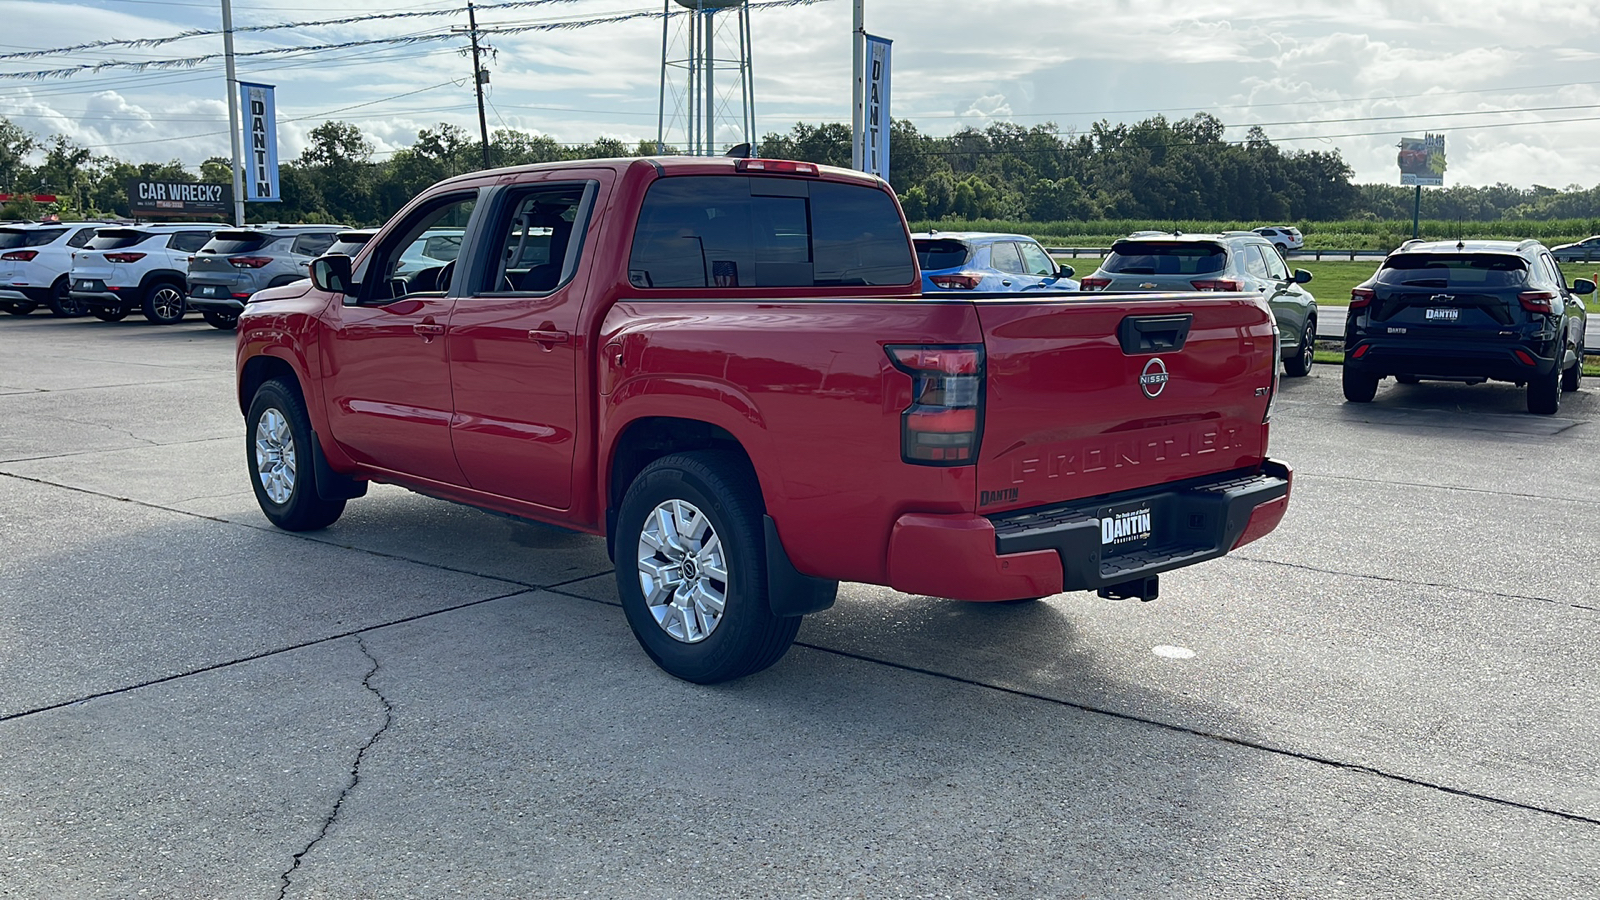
[735,159,819,176]
[1518,291,1555,314]
[1513,349,1536,366]
[1079,276,1111,290]
[929,273,980,290]
[228,256,272,268]
[1,250,39,261]
[105,252,146,263]
[1350,287,1375,309]
[886,344,984,466]
[1191,279,1241,292]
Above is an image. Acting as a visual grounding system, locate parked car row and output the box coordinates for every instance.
[0,221,452,330]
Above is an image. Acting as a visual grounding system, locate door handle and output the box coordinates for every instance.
[413,322,445,342]
[528,329,570,349]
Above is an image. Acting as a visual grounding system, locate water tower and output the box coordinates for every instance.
[657,0,755,156]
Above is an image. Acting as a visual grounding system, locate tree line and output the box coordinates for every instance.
[3,113,1597,226]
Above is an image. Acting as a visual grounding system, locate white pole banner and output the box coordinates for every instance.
[240,81,281,202]
[864,34,891,182]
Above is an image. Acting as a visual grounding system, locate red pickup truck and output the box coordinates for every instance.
[236,156,1290,683]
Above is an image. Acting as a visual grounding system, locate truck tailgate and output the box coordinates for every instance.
[973,293,1275,513]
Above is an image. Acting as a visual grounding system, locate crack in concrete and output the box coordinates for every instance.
[1228,554,1598,613]
[275,636,394,900]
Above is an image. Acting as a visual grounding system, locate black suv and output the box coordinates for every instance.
[1343,239,1593,414]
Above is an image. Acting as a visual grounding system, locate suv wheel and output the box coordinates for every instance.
[47,277,86,317]
[246,378,347,531]
[1561,336,1583,393]
[1342,368,1379,403]
[141,281,187,325]
[1527,362,1561,415]
[615,450,800,684]
[1283,318,1315,377]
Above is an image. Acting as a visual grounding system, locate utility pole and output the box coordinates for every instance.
[850,0,864,170]
[221,0,245,225]
[465,2,492,169]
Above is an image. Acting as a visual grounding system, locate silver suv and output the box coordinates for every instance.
[69,223,222,324]
[187,225,347,329]
[1080,231,1319,376]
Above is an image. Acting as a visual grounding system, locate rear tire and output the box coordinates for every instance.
[141,281,187,325]
[1283,319,1314,377]
[615,450,800,684]
[1342,368,1379,403]
[1561,337,1583,392]
[246,378,347,531]
[3,301,37,315]
[1527,363,1561,415]
[202,310,239,330]
[47,278,86,317]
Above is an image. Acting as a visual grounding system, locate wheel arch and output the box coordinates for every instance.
[238,354,302,416]
[138,268,188,293]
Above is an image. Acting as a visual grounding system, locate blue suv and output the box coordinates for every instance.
[914,232,1077,293]
[1343,239,1594,414]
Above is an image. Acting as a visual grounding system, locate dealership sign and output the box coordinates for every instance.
[863,34,892,182]
[126,179,231,216]
[240,81,281,202]
[1398,133,1446,187]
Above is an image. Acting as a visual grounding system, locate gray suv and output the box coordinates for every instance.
[187,225,346,329]
[1080,231,1319,376]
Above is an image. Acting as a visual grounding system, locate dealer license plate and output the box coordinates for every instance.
[1098,502,1153,553]
[193,285,221,297]
[1425,308,1459,321]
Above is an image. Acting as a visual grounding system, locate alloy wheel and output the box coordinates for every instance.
[253,407,297,505]
[636,499,729,643]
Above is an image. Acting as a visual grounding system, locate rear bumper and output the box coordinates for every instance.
[1345,336,1559,379]
[884,460,1292,601]
[70,290,132,310]
[186,295,246,314]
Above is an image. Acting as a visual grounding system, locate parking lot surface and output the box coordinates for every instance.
[2,313,1597,899]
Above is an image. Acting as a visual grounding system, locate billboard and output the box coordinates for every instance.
[1398,133,1446,187]
[126,179,231,216]
[240,81,281,202]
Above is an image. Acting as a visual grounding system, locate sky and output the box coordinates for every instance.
[2,0,1600,189]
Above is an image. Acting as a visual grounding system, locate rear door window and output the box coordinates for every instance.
[169,231,213,253]
[914,239,970,270]
[68,227,98,248]
[628,175,914,289]
[1103,242,1226,276]
[989,241,1025,275]
[470,182,594,294]
[1254,245,1289,281]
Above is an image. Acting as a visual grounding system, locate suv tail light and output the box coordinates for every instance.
[929,273,980,290]
[886,344,984,465]
[228,256,273,268]
[1518,291,1556,314]
[1350,287,1375,309]
[1,250,39,261]
[1079,276,1111,291]
[105,252,146,263]
[1191,279,1241,292]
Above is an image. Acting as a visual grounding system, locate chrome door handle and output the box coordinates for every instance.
[528,329,570,349]
[413,322,445,342]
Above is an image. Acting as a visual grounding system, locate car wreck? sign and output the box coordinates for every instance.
[125,179,231,216]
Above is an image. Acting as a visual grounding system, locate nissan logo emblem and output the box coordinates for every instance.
[1140,358,1170,398]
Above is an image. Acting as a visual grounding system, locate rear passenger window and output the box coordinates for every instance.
[628,175,914,289]
[292,233,337,257]
[471,182,594,294]
[68,227,97,248]
[169,231,212,253]
[989,242,1025,275]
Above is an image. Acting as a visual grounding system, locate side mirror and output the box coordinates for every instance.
[1057,264,1075,279]
[310,254,352,294]
[1573,278,1596,295]
[1294,268,1313,284]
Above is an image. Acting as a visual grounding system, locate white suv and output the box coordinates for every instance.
[69,224,222,324]
[0,222,104,316]
[1253,225,1304,253]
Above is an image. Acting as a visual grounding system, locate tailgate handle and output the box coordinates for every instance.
[1118,314,1193,355]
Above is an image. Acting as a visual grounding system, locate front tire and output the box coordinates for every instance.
[1528,362,1561,415]
[1283,318,1315,377]
[202,310,239,330]
[1561,336,1583,392]
[615,450,799,684]
[246,378,347,531]
[1343,368,1379,403]
[141,281,187,324]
